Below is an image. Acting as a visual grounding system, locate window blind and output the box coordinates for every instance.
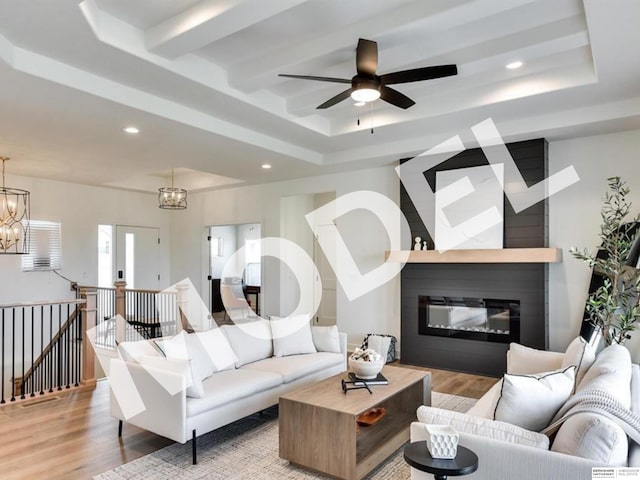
[22,220,62,271]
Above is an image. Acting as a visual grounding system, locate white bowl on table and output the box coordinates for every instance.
[348,356,385,379]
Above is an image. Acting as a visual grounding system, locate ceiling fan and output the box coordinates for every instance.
[279,38,457,110]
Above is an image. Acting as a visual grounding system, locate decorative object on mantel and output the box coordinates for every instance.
[348,347,384,379]
[570,176,640,346]
[414,236,422,251]
[158,168,187,210]
[0,156,30,254]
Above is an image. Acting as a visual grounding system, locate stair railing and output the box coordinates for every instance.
[0,291,96,404]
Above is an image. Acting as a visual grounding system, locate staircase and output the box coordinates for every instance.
[1,289,97,404]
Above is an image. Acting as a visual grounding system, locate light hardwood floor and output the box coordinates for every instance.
[0,366,497,480]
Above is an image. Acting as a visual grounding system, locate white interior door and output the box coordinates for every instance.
[313,192,337,326]
[115,226,161,290]
[313,224,337,326]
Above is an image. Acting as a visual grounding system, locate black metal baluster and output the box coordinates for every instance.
[20,307,25,399]
[146,292,150,336]
[39,305,44,395]
[49,304,53,393]
[11,308,16,402]
[69,304,80,385]
[1,309,5,404]
[63,303,71,388]
[144,292,148,335]
[75,303,80,387]
[57,304,62,391]
[30,306,35,397]
[43,353,48,393]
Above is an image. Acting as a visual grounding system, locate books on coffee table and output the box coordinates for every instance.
[348,372,388,386]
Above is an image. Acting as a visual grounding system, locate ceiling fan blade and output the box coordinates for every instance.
[279,74,351,84]
[317,88,353,109]
[380,65,458,85]
[380,86,415,109]
[356,38,378,76]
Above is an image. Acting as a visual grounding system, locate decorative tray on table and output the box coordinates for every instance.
[356,407,386,426]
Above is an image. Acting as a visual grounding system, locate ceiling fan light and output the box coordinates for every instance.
[351,88,380,103]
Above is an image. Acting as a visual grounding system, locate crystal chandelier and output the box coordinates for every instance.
[0,156,30,254]
[158,169,187,210]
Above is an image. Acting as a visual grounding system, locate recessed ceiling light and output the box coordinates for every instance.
[506,61,523,70]
[261,164,272,169]
[123,126,140,134]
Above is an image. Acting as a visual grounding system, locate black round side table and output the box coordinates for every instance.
[403,441,478,480]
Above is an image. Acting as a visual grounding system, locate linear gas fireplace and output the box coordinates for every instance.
[418,296,520,344]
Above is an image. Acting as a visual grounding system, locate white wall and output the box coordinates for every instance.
[0,174,172,383]
[170,165,403,349]
[549,129,640,359]
[0,175,172,304]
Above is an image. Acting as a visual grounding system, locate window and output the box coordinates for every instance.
[22,220,62,271]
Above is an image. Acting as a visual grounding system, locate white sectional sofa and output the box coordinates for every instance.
[412,338,640,479]
[109,318,346,463]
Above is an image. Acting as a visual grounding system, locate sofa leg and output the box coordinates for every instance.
[192,429,197,465]
[118,420,123,438]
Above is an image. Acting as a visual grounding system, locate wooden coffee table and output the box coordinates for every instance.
[279,365,431,480]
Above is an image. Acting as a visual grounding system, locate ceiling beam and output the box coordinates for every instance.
[228,0,537,93]
[145,0,309,59]
[283,14,589,115]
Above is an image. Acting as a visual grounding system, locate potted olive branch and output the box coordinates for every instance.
[570,177,640,346]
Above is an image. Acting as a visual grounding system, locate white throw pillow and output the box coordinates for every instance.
[311,325,341,353]
[118,340,162,363]
[551,412,628,466]
[416,407,549,449]
[221,321,273,367]
[576,344,632,408]
[156,331,215,384]
[561,336,596,387]
[507,342,564,375]
[270,313,317,357]
[494,366,575,432]
[137,355,204,398]
[195,328,237,372]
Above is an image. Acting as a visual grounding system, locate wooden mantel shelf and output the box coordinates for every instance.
[385,248,562,264]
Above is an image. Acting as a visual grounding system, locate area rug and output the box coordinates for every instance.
[94,392,476,480]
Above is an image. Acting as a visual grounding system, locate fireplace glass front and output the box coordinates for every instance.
[418,296,520,343]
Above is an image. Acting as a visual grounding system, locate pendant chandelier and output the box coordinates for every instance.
[0,156,30,254]
[158,169,187,210]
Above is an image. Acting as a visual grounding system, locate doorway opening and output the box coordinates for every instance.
[207,223,261,323]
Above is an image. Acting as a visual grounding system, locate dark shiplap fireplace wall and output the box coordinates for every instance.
[400,139,549,376]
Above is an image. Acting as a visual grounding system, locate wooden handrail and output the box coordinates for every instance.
[13,306,81,395]
[0,299,85,309]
